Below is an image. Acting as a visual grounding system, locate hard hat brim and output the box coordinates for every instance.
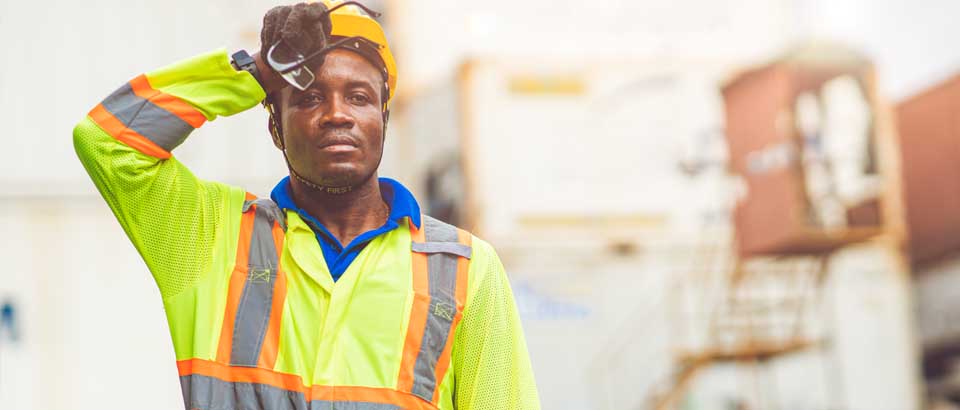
[330,13,397,102]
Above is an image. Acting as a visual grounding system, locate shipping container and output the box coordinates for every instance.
[895,75,960,268]
[393,56,740,251]
[721,43,887,257]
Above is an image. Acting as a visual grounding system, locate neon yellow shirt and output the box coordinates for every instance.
[73,49,540,410]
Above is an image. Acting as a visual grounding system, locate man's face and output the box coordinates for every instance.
[277,48,384,188]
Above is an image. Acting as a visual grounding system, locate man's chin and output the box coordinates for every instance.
[313,175,357,188]
[312,167,371,188]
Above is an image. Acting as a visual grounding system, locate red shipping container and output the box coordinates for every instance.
[896,75,960,268]
[723,48,883,257]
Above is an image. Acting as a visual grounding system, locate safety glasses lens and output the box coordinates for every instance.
[267,42,316,91]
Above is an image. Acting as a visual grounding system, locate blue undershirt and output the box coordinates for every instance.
[270,176,422,282]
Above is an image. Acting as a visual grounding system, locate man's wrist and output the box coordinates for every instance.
[230,49,286,96]
[231,50,262,83]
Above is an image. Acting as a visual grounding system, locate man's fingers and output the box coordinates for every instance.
[301,2,332,37]
[262,2,336,57]
[280,2,334,54]
[261,5,292,50]
[309,20,329,43]
[281,4,311,53]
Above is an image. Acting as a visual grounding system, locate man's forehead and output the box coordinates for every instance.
[308,49,382,87]
[278,49,386,103]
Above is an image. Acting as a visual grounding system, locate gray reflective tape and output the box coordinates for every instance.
[422,216,458,243]
[101,83,140,125]
[127,103,193,151]
[230,204,280,367]
[180,375,404,410]
[310,401,401,410]
[181,374,308,410]
[411,216,463,401]
[248,204,280,271]
[100,82,194,151]
[411,242,472,259]
[244,198,287,231]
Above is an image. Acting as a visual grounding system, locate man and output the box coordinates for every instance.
[73,2,539,409]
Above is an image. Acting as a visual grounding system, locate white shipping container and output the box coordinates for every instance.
[394,56,741,248]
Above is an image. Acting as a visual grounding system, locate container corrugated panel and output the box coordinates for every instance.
[896,75,960,268]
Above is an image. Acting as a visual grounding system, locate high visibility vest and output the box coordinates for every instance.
[73,49,538,409]
[177,196,473,410]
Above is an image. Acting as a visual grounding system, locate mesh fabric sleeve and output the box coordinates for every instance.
[452,238,541,410]
[73,49,266,300]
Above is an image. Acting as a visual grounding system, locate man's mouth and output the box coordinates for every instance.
[318,133,360,151]
[320,143,358,153]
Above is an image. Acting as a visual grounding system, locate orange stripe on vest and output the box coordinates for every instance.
[398,219,430,392]
[215,200,257,363]
[88,104,172,159]
[128,75,207,128]
[257,218,287,369]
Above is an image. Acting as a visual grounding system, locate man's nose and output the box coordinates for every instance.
[320,96,355,128]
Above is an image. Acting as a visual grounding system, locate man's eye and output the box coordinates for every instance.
[299,94,323,105]
[348,94,370,105]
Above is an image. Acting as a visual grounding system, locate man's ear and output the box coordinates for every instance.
[265,97,285,150]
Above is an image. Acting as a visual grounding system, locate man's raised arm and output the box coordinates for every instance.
[73,49,266,300]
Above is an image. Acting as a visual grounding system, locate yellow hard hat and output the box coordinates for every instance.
[322,0,398,104]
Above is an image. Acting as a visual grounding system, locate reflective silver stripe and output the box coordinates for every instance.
[410,242,472,259]
[180,375,402,410]
[311,402,401,410]
[244,198,288,231]
[181,374,308,410]
[230,201,282,366]
[100,82,194,151]
[410,216,467,401]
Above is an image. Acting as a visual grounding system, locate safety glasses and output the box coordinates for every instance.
[266,1,383,91]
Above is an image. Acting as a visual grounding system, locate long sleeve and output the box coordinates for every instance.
[452,238,541,409]
[74,49,266,300]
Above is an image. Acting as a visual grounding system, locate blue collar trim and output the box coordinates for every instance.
[269,176,422,229]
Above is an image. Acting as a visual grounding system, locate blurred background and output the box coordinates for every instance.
[1,0,960,409]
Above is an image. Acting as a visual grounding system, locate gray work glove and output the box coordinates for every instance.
[260,2,333,56]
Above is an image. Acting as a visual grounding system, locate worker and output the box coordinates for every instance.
[73,1,540,409]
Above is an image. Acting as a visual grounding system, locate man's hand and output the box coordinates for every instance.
[262,2,333,55]
[256,2,334,95]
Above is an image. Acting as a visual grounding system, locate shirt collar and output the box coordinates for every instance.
[270,176,422,229]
